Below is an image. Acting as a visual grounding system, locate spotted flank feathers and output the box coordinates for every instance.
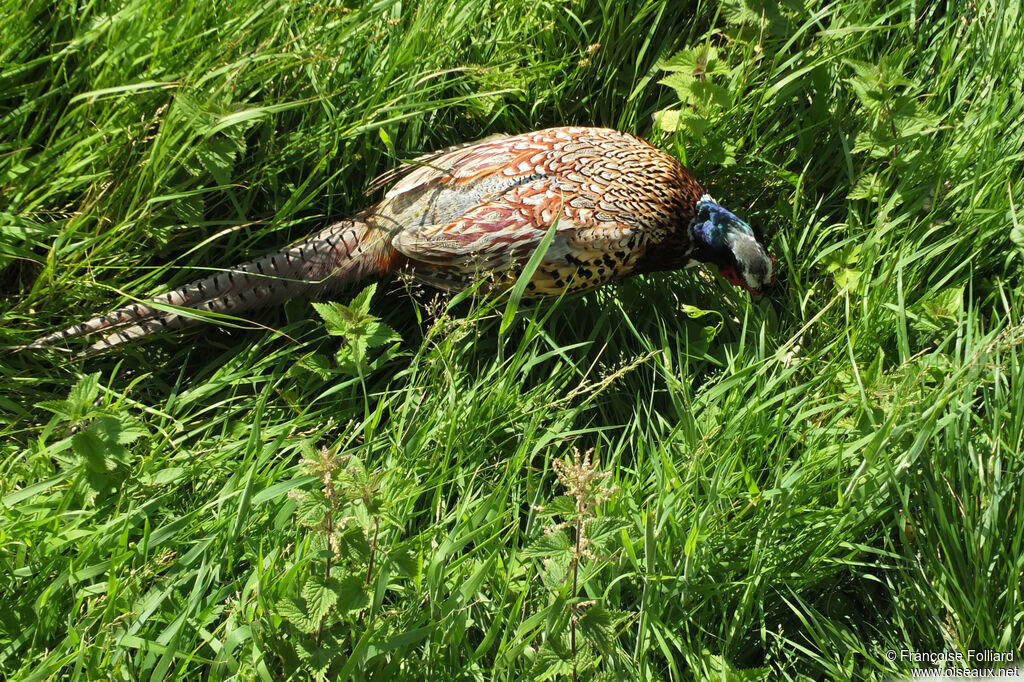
[30,127,774,354]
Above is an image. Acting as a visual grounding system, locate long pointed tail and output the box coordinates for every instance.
[30,217,393,354]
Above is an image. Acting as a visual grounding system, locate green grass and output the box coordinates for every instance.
[2,0,1023,679]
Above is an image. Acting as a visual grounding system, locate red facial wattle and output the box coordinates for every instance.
[719,267,760,295]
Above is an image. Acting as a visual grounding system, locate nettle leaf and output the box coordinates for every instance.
[657,73,695,102]
[895,106,943,139]
[197,136,238,186]
[336,525,371,563]
[81,470,118,506]
[913,286,965,338]
[536,495,576,520]
[845,58,880,83]
[1010,208,1024,253]
[293,637,333,680]
[660,49,700,73]
[302,574,340,622]
[698,649,771,681]
[336,576,370,613]
[848,172,882,201]
[295,490,330,527]
[584,517,631,550]
[704,137,738,166]
[521,530,572,559]
[314,284,399,370]
[349,282,377,316]
[312,301,357,336]
[308,530,331,558]
[680,113,710,139]
[36,400,73,421]
[653,109,682,133]
[363,320,400,350]
[67,372,101,421]
[655,110,710,139]
[90,414,148,445]
[386,544,419,577]
[277,597,317,633]
[922,287,965,321]
[660,47,721,78]
[336,338,369,372]
[171,194,204,225]
[175,92,218,131]
[577,604,627,654]
[689,81,731,111]
[573,643,600,673]
[847,79,885,117]
[531,637,574,679]
[824,244,864,290]
[542,552,571,589]
[72,430,113,474]
[114,413,148,443]
[295,353,334,380]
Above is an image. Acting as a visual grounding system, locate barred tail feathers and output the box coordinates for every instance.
[31,218,388,353]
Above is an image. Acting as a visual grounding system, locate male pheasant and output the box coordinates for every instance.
[30,127,773,353]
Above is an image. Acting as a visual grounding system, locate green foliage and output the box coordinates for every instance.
[523,448,633,680]
[273,445,408,679]
[312,283,401,375]
[655,45,740,165]
[3,0,1024,680]
[35,373,149,505]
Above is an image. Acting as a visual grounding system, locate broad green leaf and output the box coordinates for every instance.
[541,552,572,589]
[689,80,731,111]
[302,574,340,622]
[657,73,695,101]
[584,517,631,547]
[73,430,111,473]
[90,414,148,445]
[296,353,334,379]
[653,109,682,133]
[276,597,316,633]
[312,301,354,336]
[336,525,372,563]
[36,399,72,421]
[538,496,577,519]
[67,372,101,420]
[577,604,623,653]
[531,637,574,679]
[295,491,330,527]
[349,282,378,317]
[521,529,572,559]
[336,576,370,613]
[197,136,237,186]
[363,320,400,349]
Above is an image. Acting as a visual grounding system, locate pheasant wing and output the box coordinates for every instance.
[392,198,569,272]
[367,133,511,196]
[392,172,645,298]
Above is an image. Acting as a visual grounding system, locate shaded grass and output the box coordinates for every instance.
[2,0,1023,679]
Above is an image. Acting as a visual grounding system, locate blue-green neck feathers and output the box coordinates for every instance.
[690,196,774,294]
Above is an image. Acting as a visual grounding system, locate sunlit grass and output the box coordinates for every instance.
[2,0,1022,679]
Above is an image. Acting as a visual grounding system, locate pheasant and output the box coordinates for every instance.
[30,126,773,354]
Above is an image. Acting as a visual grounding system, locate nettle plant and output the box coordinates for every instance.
[275,443,413,678]
[654,46,738,167]
[524,448,631,681]
[294,283,402,381]
[36,372,149,507]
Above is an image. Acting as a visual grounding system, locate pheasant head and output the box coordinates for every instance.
[689,195,774,294]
